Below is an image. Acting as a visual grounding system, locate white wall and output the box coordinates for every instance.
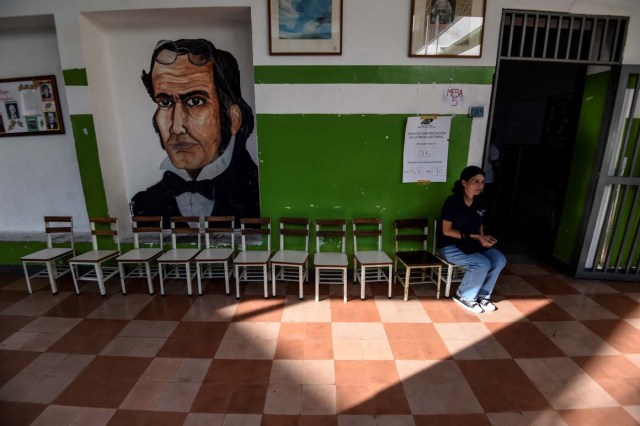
[0,15,89,233]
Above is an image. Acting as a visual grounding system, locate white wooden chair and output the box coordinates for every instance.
[157,216,202,296]
[314,219,348,302]
[69,217,120,296]
[233,218,272,299]
[270,217,310,299]
[195,216,235,296]
[21,216,76,294]
[116,216,164,295]
[394,219,443,301]
[352,218,393,300]
[433,219,466,298]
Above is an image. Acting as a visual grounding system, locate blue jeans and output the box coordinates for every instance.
[437,245,506,301]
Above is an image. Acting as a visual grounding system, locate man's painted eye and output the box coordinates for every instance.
[157,98,173,108]
[186,97,205,107]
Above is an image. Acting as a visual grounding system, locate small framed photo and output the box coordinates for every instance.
[40,83,54,101]
[5,101,20,119]
[26,116,39,132]
[44,111,59,130]
[409,0,487,58]
[268,0,343,55]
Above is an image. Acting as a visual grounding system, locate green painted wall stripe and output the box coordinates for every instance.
[70,114,109,218]
[254,65,495,85]
[63,68,88,86]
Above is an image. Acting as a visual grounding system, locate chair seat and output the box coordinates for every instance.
[396,250,442,267]
[157,248,200,263]
[234,251,271,264]
[117,248,163,262]
[70,250,119,263]
[271,250,308,265]
[195,247,234,262]
[354,250,392,265]
[22,248,73,262]
[314,252,348,267]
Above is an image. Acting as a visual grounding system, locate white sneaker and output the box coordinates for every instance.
[478,298,497,312]
[453,292,484,313]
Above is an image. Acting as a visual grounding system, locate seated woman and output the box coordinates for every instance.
[437,166,506,313]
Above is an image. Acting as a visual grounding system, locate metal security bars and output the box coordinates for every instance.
[578,67,640,279]
[499,10,628,64]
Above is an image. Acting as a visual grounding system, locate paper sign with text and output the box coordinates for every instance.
[402,116,451,183]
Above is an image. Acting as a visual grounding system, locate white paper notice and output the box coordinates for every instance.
[402,116,451,183]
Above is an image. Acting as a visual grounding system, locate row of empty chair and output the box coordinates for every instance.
[21,216,466,302]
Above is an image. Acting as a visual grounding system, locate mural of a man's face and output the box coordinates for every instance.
[151,55,226,172]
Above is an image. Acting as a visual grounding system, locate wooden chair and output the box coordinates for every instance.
[314,219,348,302]
[233,218,272,299]
[270,217,310,299]
[21,216,76,294]
[352,218,393,300]
[69,217,120,296]
[195,216,235,296]
[394,219,443,301]
[157,216,201,296]
[433,219,466,298]
[116,216,164,295]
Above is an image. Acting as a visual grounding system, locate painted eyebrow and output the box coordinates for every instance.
[154,90,210,102]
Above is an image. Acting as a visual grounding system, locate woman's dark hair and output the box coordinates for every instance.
[452,165,485,194]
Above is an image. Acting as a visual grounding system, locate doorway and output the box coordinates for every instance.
[487,60,587,262]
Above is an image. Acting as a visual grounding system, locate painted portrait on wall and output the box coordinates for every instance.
[129,38,260,227]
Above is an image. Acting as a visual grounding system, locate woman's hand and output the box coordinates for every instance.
[477,235,497,248]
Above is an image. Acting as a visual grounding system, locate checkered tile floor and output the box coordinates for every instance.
[1,263,640,425]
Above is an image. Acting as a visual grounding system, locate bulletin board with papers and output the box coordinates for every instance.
[0,75,65,137]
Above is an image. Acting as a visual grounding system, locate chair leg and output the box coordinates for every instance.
[404,267,410,302]
[119,263,126,295]
[196,263,203,296]
[45,261,58,294]
[145,263,154,295]
[436,266,442,299]
[271,264,277,297]
[263,265,268,298]
[235,265,241,299]
[70,263,80,295]
[360,265,366,300]
[387,265,393,299]
[315,267,320,302]
[159,264,165,296]
[445,265,452,297]
[95,264,106,296]
[224,262,230,295]
[22,263,33,294]
[186,263,193,296]
[343,268,347,303]
[298,265,303,300]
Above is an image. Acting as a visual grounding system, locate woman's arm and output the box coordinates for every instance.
[443,220,496,248]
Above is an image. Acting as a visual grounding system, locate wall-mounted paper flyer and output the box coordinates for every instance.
[402,115,451,183]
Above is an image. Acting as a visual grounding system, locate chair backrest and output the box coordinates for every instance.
[279,217,310,251]
[315,219,347,254]
[352,218,383,252]
[169,216,201,250]
[89,217,120,252]
[131,216,163,250]
[203,216,235,249]
[240,218,271,251]
[44,216,74,252]
[394,218,429,253]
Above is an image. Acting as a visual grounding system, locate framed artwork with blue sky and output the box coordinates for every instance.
[268,0,342,55]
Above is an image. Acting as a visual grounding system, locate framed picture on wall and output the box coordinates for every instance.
[409,0,487,58]
[268,0,343,55]
[0,74,65,137]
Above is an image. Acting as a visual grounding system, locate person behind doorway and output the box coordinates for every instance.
[130,38,260,228]
[437,166,506,313]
